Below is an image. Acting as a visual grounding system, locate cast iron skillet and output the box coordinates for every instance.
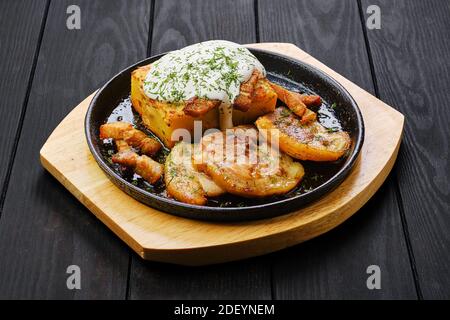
[85,48,364,221]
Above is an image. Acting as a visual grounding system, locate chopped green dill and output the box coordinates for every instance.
[142,41,264,103]
[280,108,292,117]
[168,165,179,178]
[326,127,339,133]
[314,135,324,141]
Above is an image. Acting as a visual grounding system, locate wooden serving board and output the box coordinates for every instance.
[40,43,404,266]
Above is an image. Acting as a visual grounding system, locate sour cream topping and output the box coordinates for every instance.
[143,40,266,104]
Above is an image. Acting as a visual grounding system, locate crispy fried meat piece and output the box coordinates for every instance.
[183,97,221,117]
[269,82,319,124]
[112,140,163,184]
[233,70,263,112]
[100,122,161,156]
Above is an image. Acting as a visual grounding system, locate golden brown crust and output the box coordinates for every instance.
[255,107,351,162]
[179,70,264,116]
[99,122,132,140]
[112,149,163,184]
[134,155,164,184]
[194,125,304,197]
[300,94,322,107]
[100,122,161,156]
[164,142,225,205]
[269,82,320,124]
[233,70,263,112]
[130,65,277,148]
[183,97,221,117]
[112,150,137,167]
[269,82,307,117]
[101,123,164,184]
[115,140,132,153]
[300,108,317,124]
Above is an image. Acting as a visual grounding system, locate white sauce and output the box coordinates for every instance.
[143,40,265,129]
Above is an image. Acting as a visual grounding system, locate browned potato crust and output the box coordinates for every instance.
[130,65,277,148]
[256,107,351,162]
[165,142,225,205]
[194,125,304,197]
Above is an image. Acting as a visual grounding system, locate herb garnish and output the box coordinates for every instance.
[143,41,265,103]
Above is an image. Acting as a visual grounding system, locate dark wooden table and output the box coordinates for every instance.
[0,0,448,300]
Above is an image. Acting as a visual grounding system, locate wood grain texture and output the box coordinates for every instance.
[40,43,404,271]
[0,0,151,299]
[362,0,450,299]
[0,0,47,207]
[259,0,416,299]
[130,257,271,299]
[150,0,256,54]
[259,0,374,93]
[129,0,271,300]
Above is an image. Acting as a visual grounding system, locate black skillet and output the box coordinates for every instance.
[85,48,364,221]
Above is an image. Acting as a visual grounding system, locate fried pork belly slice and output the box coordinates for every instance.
[301,108,317,124]
[301,94,322,107]
[115,139,132,153]
[99,122,161,156]
[132,65,277,148]
[194,126,304,198]
[269,82,318,124]
[112,141,164,184]
[233,70,263,112]
[182,70,263,117]
[184,97,221,117]
[165,142,225,205]
[255,107,351,162]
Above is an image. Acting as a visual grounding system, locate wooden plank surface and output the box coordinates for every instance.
[0,0,48,211]
[361,0,450,299]
[0,0,151,299]
[259,0,416,299]
[0,0,444,300]
[128,0,272,300]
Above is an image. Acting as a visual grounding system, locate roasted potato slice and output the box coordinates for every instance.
[255,107,351,162]
[131,65,277,148]
[194,125,304,198]
[165,142,225,205]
